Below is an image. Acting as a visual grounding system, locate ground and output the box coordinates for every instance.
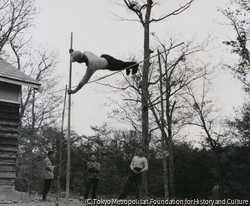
[0,195,85,206]
[0,201,85,206]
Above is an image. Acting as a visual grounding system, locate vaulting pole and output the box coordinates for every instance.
[66,32,73,206]
[55,85,67,206]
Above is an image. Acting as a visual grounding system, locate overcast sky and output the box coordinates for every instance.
[32,0,245,137]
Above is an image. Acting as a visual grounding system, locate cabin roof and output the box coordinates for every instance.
[0,58,41,89]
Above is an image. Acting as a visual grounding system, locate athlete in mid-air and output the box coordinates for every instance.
[68,49,139,94]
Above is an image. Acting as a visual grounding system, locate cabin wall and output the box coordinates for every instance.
[0,102,19,190]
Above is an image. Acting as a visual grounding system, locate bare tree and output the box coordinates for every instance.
[120,0,194,197]
[0,0,37,53]
[181,80,228,185]
[11,46,63,193]
[147,39,209,197]
[0,0,64,194]
[106,36,210,198]
[221,0,250,91]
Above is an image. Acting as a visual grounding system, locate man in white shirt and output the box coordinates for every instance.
[119,146,148,199]
[68,50,139,94]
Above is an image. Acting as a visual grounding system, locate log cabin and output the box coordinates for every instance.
[0,58,41,201]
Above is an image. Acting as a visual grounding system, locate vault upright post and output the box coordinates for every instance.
[66,32,73,206]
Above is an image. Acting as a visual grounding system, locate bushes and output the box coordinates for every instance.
[16,127,250,199]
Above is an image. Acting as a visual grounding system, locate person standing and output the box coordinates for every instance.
[119,146,148,199]
[42,151,56,201]
[84,153,101,199]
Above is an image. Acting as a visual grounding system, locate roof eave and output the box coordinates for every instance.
[0,77,41,89]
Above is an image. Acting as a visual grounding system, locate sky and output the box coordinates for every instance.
[32,0,245,137]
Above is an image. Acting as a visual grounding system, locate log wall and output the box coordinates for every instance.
[0,102,19,188]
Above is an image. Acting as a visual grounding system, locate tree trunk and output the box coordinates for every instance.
[27,89,36,195]
[163,50,176,198]
[157,49,169,198]
[140,0,152,198]
[162,142,169,198]
[167,138,175,197]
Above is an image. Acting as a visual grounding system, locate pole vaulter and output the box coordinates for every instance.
[68,49,140,95]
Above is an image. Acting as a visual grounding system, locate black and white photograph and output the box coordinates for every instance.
[0,0,249,205]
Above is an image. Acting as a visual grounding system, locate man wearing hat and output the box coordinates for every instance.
[42,151,57,201]
[68,50,139,94]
